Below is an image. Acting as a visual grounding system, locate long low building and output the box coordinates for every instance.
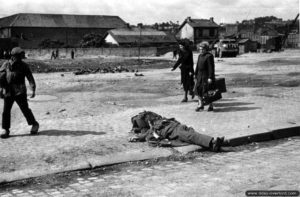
[104,27,178,47]
[0,13,126,48]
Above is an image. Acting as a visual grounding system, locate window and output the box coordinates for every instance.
[203,29,209,37]
[196,29,202,37]
[209,29,215,37]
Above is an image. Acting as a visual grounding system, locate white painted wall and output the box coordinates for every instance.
[178,23,194,42]
[105,34,119,45]
[299,19,300,47]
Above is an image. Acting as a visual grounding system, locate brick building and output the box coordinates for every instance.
[0,13,126,48]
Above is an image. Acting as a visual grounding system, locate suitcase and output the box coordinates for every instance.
[203,89,222,105]
[215,78,227,93]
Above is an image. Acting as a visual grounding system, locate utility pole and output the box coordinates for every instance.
[137,23,143,63]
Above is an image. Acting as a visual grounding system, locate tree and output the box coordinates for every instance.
[254,16,279,25]
[80,33,105,48]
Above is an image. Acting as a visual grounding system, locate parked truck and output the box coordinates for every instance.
[213,39,239,58]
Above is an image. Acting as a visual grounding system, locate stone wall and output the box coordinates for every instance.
[25,47,158,59]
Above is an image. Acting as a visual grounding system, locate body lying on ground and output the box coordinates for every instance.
[129,111,228,152]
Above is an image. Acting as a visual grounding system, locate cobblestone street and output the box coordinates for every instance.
[0,50,299,195]
[1,137,299,197]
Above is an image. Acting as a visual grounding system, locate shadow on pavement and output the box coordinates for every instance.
[218,98,236,102]
[214,102,255,107]
[213,106,260,112]
[10,130,106,137]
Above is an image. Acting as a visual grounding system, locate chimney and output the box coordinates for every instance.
[187,16,191,22]
[210,17,214,22]
[126,23,131,29]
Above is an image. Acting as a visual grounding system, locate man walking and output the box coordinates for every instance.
[0,47,39,138]
[71,49,75,59]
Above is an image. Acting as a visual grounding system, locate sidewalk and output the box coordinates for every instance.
[0,50,300,183]
[0,90,299,184]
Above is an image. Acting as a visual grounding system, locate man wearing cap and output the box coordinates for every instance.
[0,47,39,138]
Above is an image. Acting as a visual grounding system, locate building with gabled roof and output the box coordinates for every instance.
[0,13,127,48]
[104,27,177,47]
[176,17,219,44]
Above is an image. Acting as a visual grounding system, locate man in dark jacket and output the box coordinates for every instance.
[194,42,215,112]
[171,41,194,102]
[0,47,39,138]
[129,113,226,152]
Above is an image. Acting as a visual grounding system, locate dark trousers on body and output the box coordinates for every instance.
[2,94,37,130]
[169,124,213,148]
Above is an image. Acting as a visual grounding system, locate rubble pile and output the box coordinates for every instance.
[0,58,174,73]
[73,66,134,75]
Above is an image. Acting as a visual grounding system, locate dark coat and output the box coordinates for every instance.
[172,49,194,92]
[194,52,215,97]
[134,118,213,148]
[0,60,36,97]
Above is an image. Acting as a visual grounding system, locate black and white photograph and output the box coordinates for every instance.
[0,0,299,196]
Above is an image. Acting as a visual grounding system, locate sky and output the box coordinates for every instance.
[0,0,299,25]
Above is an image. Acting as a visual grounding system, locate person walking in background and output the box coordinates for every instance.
[0,47,39,139]
[71,49,75,59]
[50,50,56,60]
[171,41,194,102]
[55,49,59,59]
[194,42,215,112]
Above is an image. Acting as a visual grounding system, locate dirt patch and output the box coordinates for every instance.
[0,58,173,73]
[226,73,300,88]
[257,59,300,66]
[287,72,300,77]
[278,80,300,87]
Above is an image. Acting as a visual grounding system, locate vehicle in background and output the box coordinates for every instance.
[212,39,239,58]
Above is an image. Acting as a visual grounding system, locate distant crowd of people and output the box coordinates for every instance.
[51,49,75,60]
[1,48,76,60]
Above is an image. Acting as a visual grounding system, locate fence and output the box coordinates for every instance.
[25,47,158,59]
[286,33,299,48]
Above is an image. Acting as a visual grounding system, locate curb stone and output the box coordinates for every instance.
[228,125,300,147]
[175,125,300,153]
[0,160,91,184]
[0,149,172,184]
[0,125,299,184]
